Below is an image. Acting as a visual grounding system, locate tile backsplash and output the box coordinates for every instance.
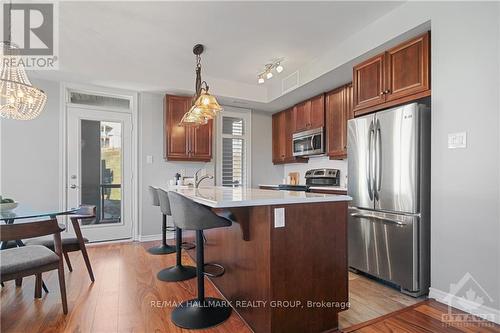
[283,156,348,188]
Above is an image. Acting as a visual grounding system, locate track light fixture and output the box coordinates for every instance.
[257,58,284,84]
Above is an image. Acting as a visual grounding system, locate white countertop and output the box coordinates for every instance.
[259,184,348,192]
[160,186,351,208]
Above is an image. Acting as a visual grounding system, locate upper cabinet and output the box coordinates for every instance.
[272,108,308,165]
[293,94,325,132]
[164,94,213,162]
[326,83,353,160]
[353,32,430,116]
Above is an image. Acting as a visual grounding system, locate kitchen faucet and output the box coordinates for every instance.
[194,168,214,188]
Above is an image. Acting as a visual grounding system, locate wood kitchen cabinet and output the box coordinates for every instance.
[353,32,430,116]
[293,94,325,132]
[164,94,213,161]
[326,83,353,160]
[272,108,308,165]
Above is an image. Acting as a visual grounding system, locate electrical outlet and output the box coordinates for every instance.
[274,208,285,228]
[448,132,467,149]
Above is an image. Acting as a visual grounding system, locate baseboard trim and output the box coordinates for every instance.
[429,287,500,324]
[138,233,174,242]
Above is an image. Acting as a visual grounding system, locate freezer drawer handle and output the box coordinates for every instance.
[350,213,407,226]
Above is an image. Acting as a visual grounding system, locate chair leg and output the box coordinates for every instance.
[80,245,95,282]
[63,252,73,272]
[34,273,42,298]
[57,264,68,314]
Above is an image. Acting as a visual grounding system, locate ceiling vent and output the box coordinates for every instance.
[282,70,299,94]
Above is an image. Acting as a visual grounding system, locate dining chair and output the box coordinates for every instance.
[25,205,96,282]
[0,218,68,314]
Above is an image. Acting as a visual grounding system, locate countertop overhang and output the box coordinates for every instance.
[160,186,351,208]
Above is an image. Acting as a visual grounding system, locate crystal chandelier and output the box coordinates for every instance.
[179,44,222,126]
[0,2,47,120]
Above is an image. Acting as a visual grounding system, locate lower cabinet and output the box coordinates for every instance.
[325,83,353,160]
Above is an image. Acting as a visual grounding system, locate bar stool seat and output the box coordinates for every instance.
[168,191,232,330]
[147,186,175,255]
[156,188,196,282]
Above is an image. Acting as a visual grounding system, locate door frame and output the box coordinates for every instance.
[59,82,139,241]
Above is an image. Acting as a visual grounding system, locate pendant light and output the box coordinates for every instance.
[0,2,47,120]
[179,44,222,126]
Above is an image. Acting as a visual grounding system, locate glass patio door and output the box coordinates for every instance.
[67,107,133,242]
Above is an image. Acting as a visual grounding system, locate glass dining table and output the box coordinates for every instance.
[0,205,78,292]
[0,205,77,247]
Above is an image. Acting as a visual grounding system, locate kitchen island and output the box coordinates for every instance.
[162,186,351,333]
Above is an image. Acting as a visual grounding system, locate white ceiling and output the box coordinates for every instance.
[33,1,404,109]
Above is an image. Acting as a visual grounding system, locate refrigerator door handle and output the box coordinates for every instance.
[368,121,375,201]
[375,119,382,193]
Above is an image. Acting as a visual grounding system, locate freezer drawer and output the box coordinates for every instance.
[348,208,419,292]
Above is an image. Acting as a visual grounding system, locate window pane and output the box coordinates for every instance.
[80,120,122,225]
[70,92,130,110]
[222,117,244,136]
[222,137,244,187]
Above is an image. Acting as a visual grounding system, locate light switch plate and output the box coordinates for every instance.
[448,132,467,149]
[146,155,154,164]
[274,208,285,228]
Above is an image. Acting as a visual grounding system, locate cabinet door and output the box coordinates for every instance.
[326,87,346,159]
[294,101,311,132]
[190,120,212,161]
[272,112,286,164]
[353,54,386,111]
[284,108,295,161]
[385,32,430,102]
[165,95,190,160]
[310,94,325,129]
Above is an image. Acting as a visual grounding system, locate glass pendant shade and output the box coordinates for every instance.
[192,90,223,118]
[0,42,47,120]
[179,105,208,126]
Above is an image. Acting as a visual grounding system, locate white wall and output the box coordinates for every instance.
[0,78,61,211]
[251,111,284,187]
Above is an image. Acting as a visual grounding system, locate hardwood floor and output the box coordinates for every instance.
[343,300,500,333]
[339,271,424,328]
[1,241,251,333]
[1,241,498,333]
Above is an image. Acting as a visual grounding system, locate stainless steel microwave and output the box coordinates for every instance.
[292,127,324,157]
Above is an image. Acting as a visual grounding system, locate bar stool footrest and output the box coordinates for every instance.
[181,241,195,250]
[203,263,225,278]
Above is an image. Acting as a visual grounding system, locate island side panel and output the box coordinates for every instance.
[189,206,273,333]
[270,201,348,333]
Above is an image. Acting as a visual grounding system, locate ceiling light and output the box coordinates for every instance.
[257,58,285,85]
[179,44,223,126]
[0,2,47,121]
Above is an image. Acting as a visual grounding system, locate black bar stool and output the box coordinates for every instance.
[156,188,196,282]
[168,191,232,329]
[146,186,175,255]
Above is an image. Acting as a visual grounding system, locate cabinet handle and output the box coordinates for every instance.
[385,89,391,94]
[380,91,385,96]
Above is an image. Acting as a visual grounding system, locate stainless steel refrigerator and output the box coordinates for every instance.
[347,102,430,297]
